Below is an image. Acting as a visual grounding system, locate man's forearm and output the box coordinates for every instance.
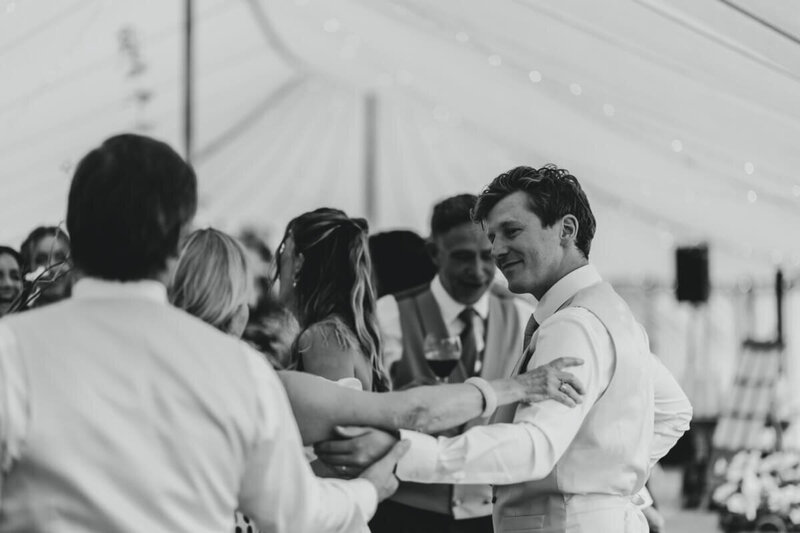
[390,379,527,433]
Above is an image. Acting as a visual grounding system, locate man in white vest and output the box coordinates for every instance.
[0,134,405,532]
[317,165,692,533]
[374,194,533,533]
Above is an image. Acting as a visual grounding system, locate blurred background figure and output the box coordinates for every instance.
[0,246,23,317]
[368,230,436,299]
[238,226,298,369]
[19,225,73,308]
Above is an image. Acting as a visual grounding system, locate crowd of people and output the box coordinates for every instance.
[0,133,691,533]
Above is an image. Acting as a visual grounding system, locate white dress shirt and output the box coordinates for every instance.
[0,278,376,533]
[377,276,533,371]
[395,265,692,488]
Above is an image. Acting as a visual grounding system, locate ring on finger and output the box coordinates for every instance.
[559,380,569,393]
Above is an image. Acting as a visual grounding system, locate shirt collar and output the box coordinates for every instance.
[532,264,601,325]
[72,277,168,304]
[430,275,490,326]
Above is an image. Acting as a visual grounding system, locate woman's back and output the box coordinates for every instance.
[295,314,376,391]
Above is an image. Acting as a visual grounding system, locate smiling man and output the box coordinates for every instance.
[374,194,532,533]
[323,167,692,533]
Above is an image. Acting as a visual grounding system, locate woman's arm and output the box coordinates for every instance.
[278,356,584,445]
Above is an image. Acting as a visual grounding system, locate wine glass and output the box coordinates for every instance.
[423,334,462,383]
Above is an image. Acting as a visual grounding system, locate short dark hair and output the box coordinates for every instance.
[0,246,22,268]
[430,194,477,237]
[368,230,436,297]
[66,134,197,281]
[472,165,596,258]
[19,226,70,273]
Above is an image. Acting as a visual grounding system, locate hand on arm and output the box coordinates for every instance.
[314,426,400,478]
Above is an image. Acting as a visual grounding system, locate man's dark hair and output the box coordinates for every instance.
[472,165,596,258]
[368,230,436,298]
[19,226,70,273]
[430,194,478,237]
[66,134,197,281]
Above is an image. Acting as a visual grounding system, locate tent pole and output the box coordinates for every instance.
[364,92,377,223]
[183,0,194,164]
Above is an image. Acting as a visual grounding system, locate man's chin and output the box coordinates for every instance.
[455,285,490,305]
[506,278,528,295]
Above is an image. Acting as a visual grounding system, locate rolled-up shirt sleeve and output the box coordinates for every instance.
[396,308,613,486]
[239,348,377,532]
[649,352,692,467]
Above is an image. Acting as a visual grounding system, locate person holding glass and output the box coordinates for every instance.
[374,194,535,533]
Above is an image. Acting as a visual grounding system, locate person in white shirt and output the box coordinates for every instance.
[374,194,533,533]
[0,134,405,533]
[316,165,693,533]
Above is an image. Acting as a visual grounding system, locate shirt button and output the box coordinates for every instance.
[483,498,492,505]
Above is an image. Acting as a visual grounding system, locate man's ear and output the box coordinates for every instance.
[425,239,440,268]
[560,215,579,243]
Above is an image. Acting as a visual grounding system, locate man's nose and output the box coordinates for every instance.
[492,239,508,260]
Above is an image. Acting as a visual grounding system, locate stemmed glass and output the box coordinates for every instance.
[423,334,462,383]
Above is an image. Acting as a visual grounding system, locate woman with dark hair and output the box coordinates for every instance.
[275,208,389,392]
[0,246,22,317]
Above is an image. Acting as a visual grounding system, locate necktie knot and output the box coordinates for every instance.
[458,307,477,327]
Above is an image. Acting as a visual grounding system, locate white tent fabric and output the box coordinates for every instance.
[1,0,799,286]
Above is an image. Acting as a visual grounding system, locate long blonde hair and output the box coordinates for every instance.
[169,228,251,332]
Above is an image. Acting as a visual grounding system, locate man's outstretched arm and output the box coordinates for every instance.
[317,308,610,485]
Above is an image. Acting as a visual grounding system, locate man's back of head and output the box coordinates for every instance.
[66,134,197,282]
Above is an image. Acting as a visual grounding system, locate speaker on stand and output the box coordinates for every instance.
[674,245,714,507]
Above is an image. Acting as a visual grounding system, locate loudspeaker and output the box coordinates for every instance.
[676,245,710,303]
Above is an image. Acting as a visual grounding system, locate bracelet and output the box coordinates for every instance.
[465,377,498,418]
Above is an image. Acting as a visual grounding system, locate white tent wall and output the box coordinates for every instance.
[2,0,799,409]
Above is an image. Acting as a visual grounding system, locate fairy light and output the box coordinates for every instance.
[569,83,582,95]
[528,70,542,83]
[602,103,615,117]
[488,55,502,67]
[455,31,469,43]
[747,190,758,203]
[744,161,755,175]
[671,139,683,153]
